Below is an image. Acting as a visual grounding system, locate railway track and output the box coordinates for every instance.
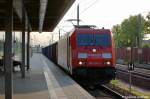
[98,85,124,99]
[116,64,150,78]
[117,69,150,80]
[116,65,150,90]
[81,84,134,99]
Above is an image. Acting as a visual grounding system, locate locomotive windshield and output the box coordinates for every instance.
[77,33,111,46]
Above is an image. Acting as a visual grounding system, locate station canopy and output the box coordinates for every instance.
[0,0,75,32]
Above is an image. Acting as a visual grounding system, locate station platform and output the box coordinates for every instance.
[0,53,94,99]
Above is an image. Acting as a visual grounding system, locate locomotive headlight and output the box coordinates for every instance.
[92,49,96,53]
[106,61,111,65]
[79,61,83,65]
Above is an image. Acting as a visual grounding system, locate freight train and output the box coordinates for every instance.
[42,25,116,83]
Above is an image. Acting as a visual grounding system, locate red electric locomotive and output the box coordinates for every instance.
[57,25,116,83]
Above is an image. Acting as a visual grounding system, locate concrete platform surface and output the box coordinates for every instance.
[0,53,95,99]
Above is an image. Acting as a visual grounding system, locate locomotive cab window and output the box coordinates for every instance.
[77,33,111,46]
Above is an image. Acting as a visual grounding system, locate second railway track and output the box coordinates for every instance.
[116,68,150,90]
[116,64,150,77]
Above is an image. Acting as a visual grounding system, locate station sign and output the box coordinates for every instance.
[128,62,134,71]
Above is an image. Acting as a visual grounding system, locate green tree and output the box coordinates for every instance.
[144,12,150,34]
[112,15,145,47]
[112,24,123,47]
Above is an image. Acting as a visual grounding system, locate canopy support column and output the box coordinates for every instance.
[4,0,13,99]
[27,26,30,70]
[21,4,26,78]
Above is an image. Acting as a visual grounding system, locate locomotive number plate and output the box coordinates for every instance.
[88,54,101,58]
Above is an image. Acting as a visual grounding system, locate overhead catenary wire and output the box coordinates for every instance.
[58,0,90,25]
[56,0,99,33]
[80,0,99,15]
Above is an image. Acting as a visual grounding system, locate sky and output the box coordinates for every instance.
[1,0,150,46]
[55,0,150,31]
[42,0,150,45]
[52,0,150,44]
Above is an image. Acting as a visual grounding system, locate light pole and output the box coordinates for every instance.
[13,32,16,58]
[77,4,79,26]
[3,34,5,57]
[137,14,142,64]
[59,29,60,40]
[127,47,134,93]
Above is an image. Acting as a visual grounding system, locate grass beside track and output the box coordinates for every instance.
[110,79,150,99]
